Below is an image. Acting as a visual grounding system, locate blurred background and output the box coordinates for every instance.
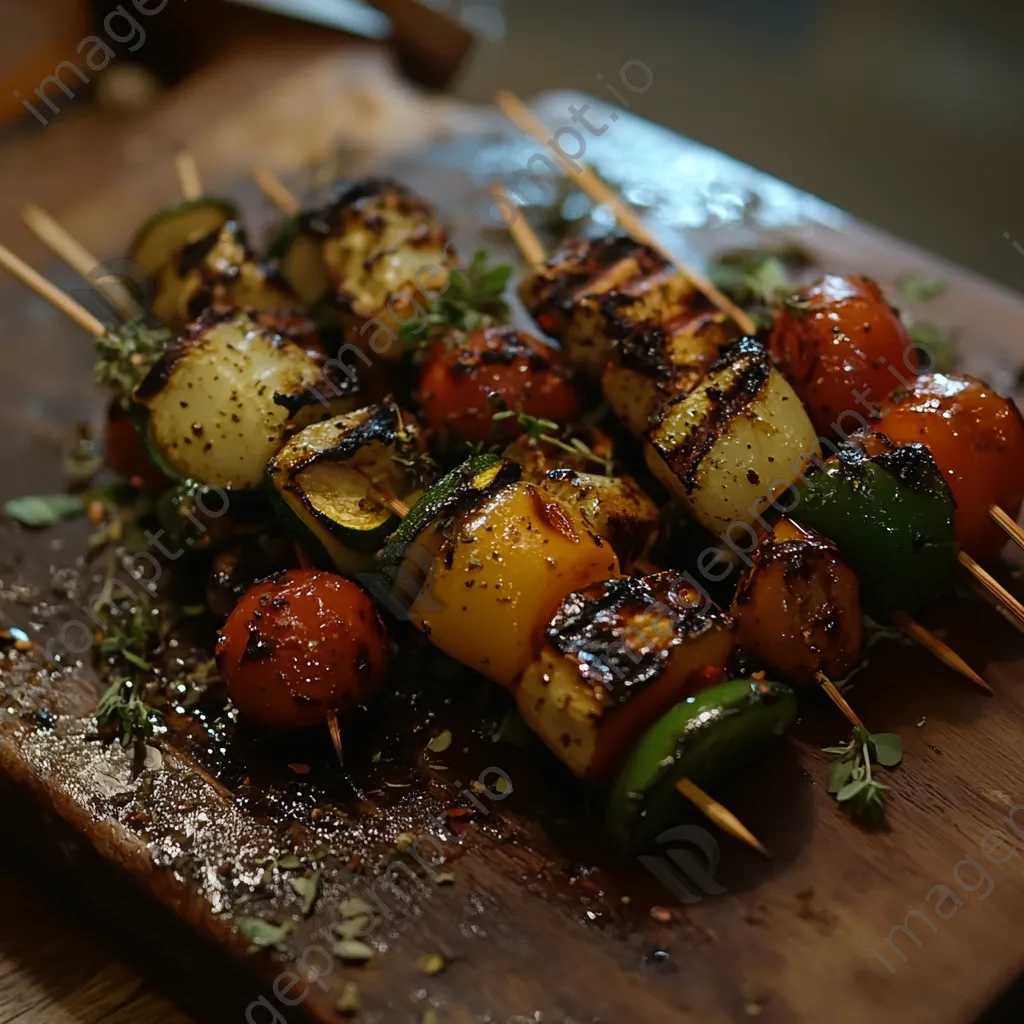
[1,0,1021,291]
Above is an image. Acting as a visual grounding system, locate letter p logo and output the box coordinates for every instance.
[639,824,726,905]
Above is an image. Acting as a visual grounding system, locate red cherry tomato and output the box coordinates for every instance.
[215,570,388,729]
[416,327,582,444]
[104,402,168,491]
[769,274,918,436]
[876,374,1024,561]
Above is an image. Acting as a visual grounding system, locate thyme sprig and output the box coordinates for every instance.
[824,726,903,823]
[399,250,513,347]
[94,318,171,406]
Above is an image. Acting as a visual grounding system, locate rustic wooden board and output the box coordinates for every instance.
[3,69,1024,1024]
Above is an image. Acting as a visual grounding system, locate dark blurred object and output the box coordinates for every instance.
[87,0,474,90]
[0,0,90,125]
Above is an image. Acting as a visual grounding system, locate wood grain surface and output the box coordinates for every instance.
[3,32,1024,1024]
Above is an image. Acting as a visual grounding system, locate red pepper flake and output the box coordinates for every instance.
[289,763,312,775]
[446,807,473,819]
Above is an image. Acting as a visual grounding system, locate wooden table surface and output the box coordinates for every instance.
[0,30,478,1024]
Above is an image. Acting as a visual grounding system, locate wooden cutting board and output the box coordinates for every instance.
[2,44,1024,1024]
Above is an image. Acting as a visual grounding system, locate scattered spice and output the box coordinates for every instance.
[427,730,453,754]
[291,869,321,917]
[418,953,446,976]
[332,939,374,963]
[337,982,360,1016]
[237,918,293,954]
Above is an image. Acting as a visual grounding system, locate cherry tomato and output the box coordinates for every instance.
[104,402,168,491]
[416,327,582,444]
[876,374,1024,561]
[215,569,388,729]
[769,274,918,436]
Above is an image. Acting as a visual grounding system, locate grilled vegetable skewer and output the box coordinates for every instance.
[493,89,757,335]
[369,450,775,852]
[502,193,992,690]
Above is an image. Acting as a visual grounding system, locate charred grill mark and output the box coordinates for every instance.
[520,235,670,327]
[652,338,772,493]
[241,620,276,663]
[449,328,549,374]
[546,572,728,705]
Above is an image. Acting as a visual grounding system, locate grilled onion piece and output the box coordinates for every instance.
[149,220,297,329]
[517,572,734,781]
[734,518,862,685]
[382,459,619,688]
[602,311,733,436]
[646,338,820,535]
[134,309,358,491]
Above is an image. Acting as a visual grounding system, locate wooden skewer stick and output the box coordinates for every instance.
[252,168,300,216]
[22,204,141,321]
[675,778,768,856]
[889,611,992,694]
[327,711,344,769]
[492,173,767,857]
[488,182,546,269]
[990,505,1024,551]
[959,551,1024,633]
[0,243,106,338]
[175,151,202,200]
[816,673,865,730]
[493,90,758,336]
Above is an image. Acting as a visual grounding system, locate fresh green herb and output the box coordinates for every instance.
[897,274,949,302]
[277,854,302,870]
[92,583,160,660]
[332,939,374,963]
[95,676,164,748]
[95,319,171,406]
[336,982,361,1016]
[122,650,151,671]
[908,321,958,372]
[709,251,794,309]
[427,729,453,753]
[393,425,439,490]
[237,917,293,954]
[291,869,321,917]
[823,726,903,822]
[399,250,513,345]
[490,398,612,473]
[417,953,446,976]
[4,494,84,528]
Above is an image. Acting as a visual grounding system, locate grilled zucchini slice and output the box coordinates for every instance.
[646,338,820,535]
[267,213,334,309]
[265,401,424,575]
[517,572,734,782]
[133,308,357,491]
[129,198,239,278]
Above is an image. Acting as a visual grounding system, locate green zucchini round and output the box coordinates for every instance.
[265,402,424,576]
[129,198,239,278]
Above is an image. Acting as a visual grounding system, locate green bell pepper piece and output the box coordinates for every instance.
[607,678,798,857]
[793,441,957,613]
